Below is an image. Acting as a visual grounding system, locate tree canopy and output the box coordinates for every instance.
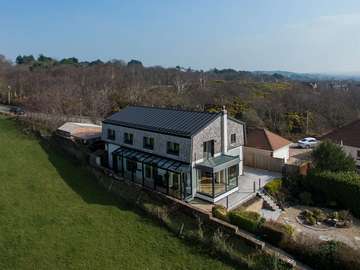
[312,140,356,172]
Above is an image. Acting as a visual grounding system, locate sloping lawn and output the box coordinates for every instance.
[0,116,236,270]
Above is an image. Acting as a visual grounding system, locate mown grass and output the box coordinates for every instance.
[0,116,237,270]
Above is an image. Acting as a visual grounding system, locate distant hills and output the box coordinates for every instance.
[253,70,360,81]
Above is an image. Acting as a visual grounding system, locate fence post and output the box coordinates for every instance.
[253,181,256,192]
[258,178,261,189]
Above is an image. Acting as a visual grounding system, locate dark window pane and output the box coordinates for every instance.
[124,132,133,144]
[167,141,180,156]
[143,136,154,150]
[231,134,236,144]
[107,129,115,140]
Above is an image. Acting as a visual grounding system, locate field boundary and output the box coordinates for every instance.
[93,165,304,269]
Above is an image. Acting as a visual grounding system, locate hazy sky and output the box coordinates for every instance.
[1,0,360,73]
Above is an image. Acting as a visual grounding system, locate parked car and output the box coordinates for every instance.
[297,137,319,149]
[9,106,25,115]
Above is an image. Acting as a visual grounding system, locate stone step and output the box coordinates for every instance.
[257,190,281,212]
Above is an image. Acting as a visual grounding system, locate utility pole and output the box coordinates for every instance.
[306,111,309,135]
[79,97,82,117]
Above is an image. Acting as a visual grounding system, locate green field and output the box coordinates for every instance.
[0,116,236,270]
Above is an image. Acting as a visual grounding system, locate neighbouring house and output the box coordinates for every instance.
[322,119,360,169]
[56,122,102,144]
[102,106,245,203]
[244,128,292,171]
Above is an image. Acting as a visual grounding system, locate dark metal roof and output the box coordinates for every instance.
[103,106,220,137]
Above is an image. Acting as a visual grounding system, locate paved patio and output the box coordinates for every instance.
[190,166,281,211]
[223,166,281,209]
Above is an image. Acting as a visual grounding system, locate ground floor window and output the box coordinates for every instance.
[214,170,226,196]
[197,165,239,198]
[155,169,168,193]
[197,171,213,197]
[168,172,181,199]
[112,150,191,200]
[227,165,238,189]
[126,159,137,172]
[145,164,152,178]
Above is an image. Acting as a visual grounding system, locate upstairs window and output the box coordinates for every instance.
[230,133,236,144]
[167,142,180,156]
[143,136,154,150]
[123,132,133,145]
[357,150,360,160]
[203,140,214,159]
[107,129,115,140]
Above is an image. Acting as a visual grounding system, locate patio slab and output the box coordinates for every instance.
[203,167,281,210]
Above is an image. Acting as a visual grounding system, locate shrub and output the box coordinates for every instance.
[328,211,339,220]
[264,179,282,196]
[259,221,294,246]
[338,210,350,221]
[306,215,316,225]
[312,140,356,172]
[228,210,264,233]
[305,170,360,217]
[283,236,360,270]
[312,208,326,222]
[212,205,228,221]
[299,191,313,205]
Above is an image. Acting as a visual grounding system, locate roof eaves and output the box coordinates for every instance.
[228,116,246,126]
[102,119,192,138]
[263,129,275,151]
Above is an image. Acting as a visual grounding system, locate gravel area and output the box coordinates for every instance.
[279,206,360,249]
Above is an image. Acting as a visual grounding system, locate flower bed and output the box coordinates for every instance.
[297,208,352,229]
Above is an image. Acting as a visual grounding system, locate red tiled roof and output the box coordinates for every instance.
[321,119,360,148]
[246,128,292,151]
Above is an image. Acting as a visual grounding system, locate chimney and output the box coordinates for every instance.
[221,105,228,154]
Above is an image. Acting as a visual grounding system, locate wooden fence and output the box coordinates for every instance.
[244,147,285,172]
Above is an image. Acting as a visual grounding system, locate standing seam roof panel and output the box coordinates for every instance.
[104,106,220,137]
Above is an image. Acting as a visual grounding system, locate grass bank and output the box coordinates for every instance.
[0,116,237,270]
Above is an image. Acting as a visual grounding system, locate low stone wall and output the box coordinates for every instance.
[92,165,301,269]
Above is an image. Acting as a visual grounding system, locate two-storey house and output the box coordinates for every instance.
[102,106,245,203]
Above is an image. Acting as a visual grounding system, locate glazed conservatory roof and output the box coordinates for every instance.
[113,146,190,173]
[196,154,240,173]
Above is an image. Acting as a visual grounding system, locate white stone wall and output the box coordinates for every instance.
[191,116,222,162]
[227,118,245,150]
[102,123,192,163]
[191,117,245,163]
[227,146,244,175]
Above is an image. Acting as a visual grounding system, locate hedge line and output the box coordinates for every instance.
[228,210,265,233]
[304,170,360,217]
[212,206,291,243]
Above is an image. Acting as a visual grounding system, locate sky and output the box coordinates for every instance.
[1,0,360,73]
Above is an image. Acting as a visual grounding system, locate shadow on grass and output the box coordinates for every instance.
[38,139,246,270]
[39,140,121,206]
